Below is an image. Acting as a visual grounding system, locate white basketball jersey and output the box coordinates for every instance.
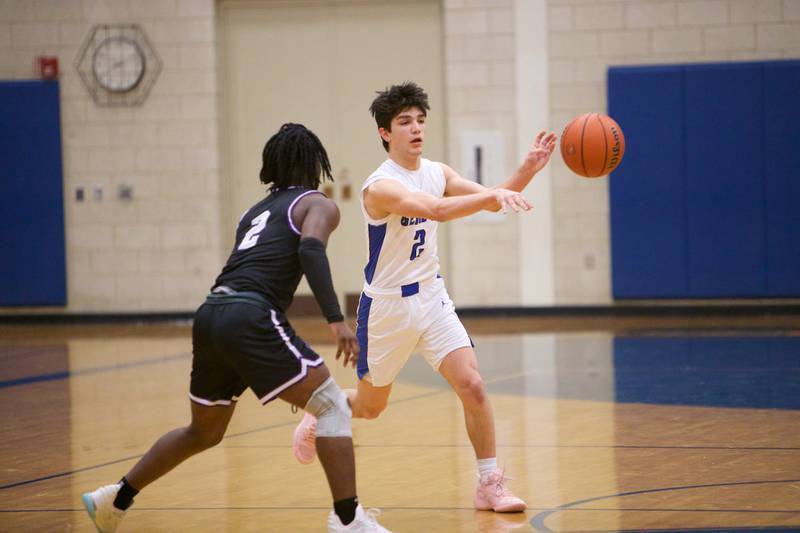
[360,158,445,295]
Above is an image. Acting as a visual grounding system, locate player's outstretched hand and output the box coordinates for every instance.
[492,189,532,214]
[523,130,557,174]
[329,321,359,368]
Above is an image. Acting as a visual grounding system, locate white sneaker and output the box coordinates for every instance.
[328,504,394,532]
[82,483,127,533]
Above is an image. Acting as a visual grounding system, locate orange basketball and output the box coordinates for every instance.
[560,113,625,178]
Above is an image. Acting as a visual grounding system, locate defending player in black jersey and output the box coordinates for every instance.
[81,123,392,533]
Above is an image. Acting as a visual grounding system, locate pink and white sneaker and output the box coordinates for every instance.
[293,412,318,464]
[474,468,527,513]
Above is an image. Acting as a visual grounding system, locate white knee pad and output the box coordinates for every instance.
[305,377,352,438]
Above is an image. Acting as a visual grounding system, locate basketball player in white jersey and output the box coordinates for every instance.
[294,82,557,513]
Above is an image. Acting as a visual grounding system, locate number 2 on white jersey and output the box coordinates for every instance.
[238,210,271,250]
[410,229,426,260]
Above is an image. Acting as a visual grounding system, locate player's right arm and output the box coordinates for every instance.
[363,179,531,222]
[439,131,557,197]
[292,193,358,367]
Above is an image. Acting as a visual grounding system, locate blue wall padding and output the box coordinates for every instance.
[609,67,688,298]
[608,60,800,299]
[0,80,66,306]
[764,62,800,296]
[685,64,765,297]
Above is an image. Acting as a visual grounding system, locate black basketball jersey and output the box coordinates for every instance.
[213,187,321,312]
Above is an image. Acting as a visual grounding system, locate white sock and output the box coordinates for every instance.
[477,457,497,481]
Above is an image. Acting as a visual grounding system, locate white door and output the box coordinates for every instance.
[219,0,445,306]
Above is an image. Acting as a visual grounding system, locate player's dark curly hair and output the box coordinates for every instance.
[259,123,333,190]
[369,81,430,152]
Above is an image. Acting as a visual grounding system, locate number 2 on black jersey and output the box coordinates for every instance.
[238,210,271,251]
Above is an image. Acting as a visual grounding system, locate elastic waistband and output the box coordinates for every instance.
[363,275,440,298]
[206,286,274,310]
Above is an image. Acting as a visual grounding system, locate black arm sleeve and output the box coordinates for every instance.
[297,237,344,323]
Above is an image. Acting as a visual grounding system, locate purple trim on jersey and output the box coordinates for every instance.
[363,223,387,284]
[356,292,373,380]
[287,190,325,235]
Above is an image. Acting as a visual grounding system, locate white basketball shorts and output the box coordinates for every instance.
[355,277,473,387]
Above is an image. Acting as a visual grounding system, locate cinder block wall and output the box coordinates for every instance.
[443,0,521,306]
[1,0,222,312]
[2,1,798,313]
[547,0,800,303]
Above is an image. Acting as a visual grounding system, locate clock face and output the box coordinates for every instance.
[92,36,145,93]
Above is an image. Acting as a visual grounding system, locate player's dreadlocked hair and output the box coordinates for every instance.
[369,81,430,152]
[259,123,333,190]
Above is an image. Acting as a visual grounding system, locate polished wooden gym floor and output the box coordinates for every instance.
[2,314,799,532]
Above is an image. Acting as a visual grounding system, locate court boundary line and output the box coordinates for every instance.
[0,352,191,389]
[222,443,800,451]
[529,478,800,532]
[2,505,799,513]
[3,362,798,491]
[0,388,446,491]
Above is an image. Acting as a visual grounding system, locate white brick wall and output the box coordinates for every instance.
[626,3,678,28]
[574,3,625,30]
[678,1,729,25]
[3,0,798,312]
[444,1,520,305]
[0,0,221,312]
[548,0,800,304]
[730,0,782,22]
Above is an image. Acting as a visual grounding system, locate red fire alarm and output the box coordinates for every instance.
[36,56,59,79]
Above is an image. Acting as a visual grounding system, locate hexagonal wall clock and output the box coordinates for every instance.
[75,24,161,107]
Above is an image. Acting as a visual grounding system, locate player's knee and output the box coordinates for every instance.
[457,374,487,405]
[185,425,225,450]
[305,377,352,438]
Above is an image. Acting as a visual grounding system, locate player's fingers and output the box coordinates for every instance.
[516,195,532,210]
[535,130,545,144]
[347,342,358,359]
[512,194,531,209]
[505,197,520,213]
[346,340,358,367]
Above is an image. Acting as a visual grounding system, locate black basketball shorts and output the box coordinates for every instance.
[190,294,323,406]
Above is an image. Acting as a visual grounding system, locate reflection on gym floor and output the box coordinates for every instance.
[1,323,798,532]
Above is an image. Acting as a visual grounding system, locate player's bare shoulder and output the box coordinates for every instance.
[292,191,340,231]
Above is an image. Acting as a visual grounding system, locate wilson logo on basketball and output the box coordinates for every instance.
[607,126,621,171]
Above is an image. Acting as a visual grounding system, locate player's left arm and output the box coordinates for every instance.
[294,194,359,367]
[442,130,557,198]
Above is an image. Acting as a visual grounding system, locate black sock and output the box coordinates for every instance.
[333,496,358,525]
[113,477,139,511]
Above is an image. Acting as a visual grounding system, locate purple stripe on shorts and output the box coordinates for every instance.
[259,309,323,404]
